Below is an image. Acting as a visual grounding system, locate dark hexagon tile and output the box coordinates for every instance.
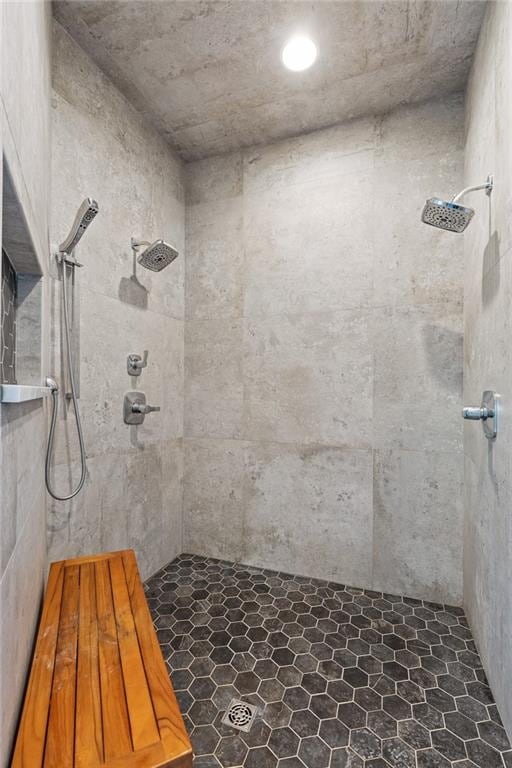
[268,727,300,758]
[382,662,409,682]
[273,648,296,666]
[294,654,317,673]
[189,700,217,726]
[194,755,222,768]
[245,745,279,768]
[381,738,415,768]
[241,718,272,748]
[415,747,451,767]
[367,709,398,739]
[290,709,321,738]
[191,724,221,756]
[298,735,331,768]
[466,738,505,768]
[326,679,353,703]
[310,693,337,720]
[456,694,488,722]
[319,717,349,748]
[382,694,412,721]
[350,727,381,759]
[189,676,217,700]
[371,675,396,696]
[212,664,237,685]
[264,701,293,728]
[343,667,369,688]
[277,757,307,768]
[431,728,467,761]
[283,686,311,711]
[398,718,431,749]
[318,660,343,680]
[330,747,364,767]
[466,681,493,705]
[354,686,381,712]
[337,702,366,729]
[444,711,478,740]
[259,678,286,703]
[396,680,424,704]
[425,688,455,713]
[277,666,302,688]
[302,672,327,695]
[477,719,511,751]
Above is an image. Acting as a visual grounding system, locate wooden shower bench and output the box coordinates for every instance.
[11,549,193,768]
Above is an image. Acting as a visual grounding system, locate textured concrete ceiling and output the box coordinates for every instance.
[53,0,486,161]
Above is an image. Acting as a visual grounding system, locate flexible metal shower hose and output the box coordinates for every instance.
[45,259,87,500]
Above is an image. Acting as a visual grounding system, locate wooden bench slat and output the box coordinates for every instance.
[11,550,192,768]
[44,564,80,768]
[122,552,191,757]
[109,556,160,750]
[95,558,133,760]
[75,562,103,768]
[12,563,65,768]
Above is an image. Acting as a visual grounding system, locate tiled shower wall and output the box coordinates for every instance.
[184,95,465,605]
[0,2,51,764]
[47,22,185,580]
[463,0,512,739]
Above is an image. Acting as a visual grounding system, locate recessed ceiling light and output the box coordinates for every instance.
[281,35,317,72]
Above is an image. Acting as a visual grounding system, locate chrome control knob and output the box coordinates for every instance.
[462,406,491,420]
[462,391,499,440]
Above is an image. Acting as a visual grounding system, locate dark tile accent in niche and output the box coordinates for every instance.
[145,555,512,768]
[1,248,17,384]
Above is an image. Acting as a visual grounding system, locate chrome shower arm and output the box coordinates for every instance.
[452,176,494,203]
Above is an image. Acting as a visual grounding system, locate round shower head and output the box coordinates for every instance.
[421,198,474,233]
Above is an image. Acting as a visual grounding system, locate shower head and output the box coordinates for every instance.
[421,176,493,233]
[131,238,179,272]
[58,198,99,253]
[421,198,474,233]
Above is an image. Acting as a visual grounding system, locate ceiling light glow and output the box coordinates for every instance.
[281,35,317,72]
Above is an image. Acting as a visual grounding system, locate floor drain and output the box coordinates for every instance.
[221,699,258,733]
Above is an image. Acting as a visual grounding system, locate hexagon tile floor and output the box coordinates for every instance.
[145,554,512,768]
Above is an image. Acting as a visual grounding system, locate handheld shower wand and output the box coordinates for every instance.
[45,198,98,501]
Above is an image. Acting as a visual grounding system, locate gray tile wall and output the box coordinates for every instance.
[463,0,512,740]
[47,22,185,580]
[183,96,465,605]
[0,2,52,765]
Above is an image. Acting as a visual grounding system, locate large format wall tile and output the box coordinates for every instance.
[49,23,185,578]
[243,309,372,447]
[185,318,244,439]
[372,303,463,453]
[243,443,373,585]
[0,3,51,765]
[243,159,374,317]
[463,0,512,737]
[184,96,465,605]
[186,196,244,320]
[373,448,463,604]
[183,438,248,562]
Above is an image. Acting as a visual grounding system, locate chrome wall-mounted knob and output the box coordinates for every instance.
[127,350,148,376]
[123,391,160,424]
[462,390,499,440]
[462,406,491,420]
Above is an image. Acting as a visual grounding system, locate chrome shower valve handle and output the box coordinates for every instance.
[123,391,160,424]
[462,390,499,440]
[131,402,160,415]
[127,350,148,376]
